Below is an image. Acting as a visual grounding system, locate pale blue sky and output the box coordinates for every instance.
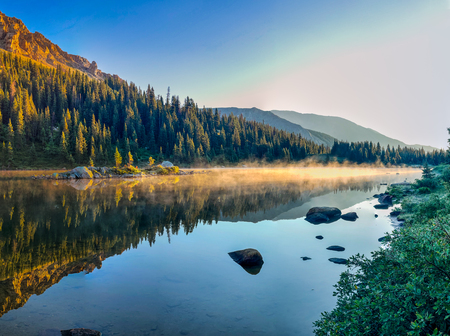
[2,1,449,148]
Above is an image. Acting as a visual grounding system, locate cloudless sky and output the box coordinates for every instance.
[2,1,449,148]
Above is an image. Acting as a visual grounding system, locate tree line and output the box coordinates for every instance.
[0,51,327,168]
[330,140,446,165]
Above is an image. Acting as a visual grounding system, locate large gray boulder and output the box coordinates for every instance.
[305,207,341,224]
[70,167,93,179]
[161,161,174,168]
[228,248,264,275]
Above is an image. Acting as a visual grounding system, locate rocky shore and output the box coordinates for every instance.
[30,162,207,180]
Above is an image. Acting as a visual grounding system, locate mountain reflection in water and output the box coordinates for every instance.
[0,168,418,320]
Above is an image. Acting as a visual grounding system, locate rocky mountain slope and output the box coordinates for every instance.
[0,11,115,80]
[217,107,336,147]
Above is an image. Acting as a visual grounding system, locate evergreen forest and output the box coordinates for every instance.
[0,50,446,168]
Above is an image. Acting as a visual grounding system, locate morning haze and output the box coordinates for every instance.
[0,1,448,336]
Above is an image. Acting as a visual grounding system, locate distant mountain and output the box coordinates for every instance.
[0,11,117,81]
[217,107,336,147]
[217,107,437,151]
[272,110,438,151]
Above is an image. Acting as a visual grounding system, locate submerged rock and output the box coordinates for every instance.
[228,248,264,275]
[329,258,347,265]
[315,235,324,240]
[301,256,311,261]
[305,207,341,224]
[374,204,389,209]
[305,213,329,224]
[61,329,102,336]
[327,245,345,252]
[340,212,358,221]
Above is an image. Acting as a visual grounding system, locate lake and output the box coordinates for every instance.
[0,168,421,336]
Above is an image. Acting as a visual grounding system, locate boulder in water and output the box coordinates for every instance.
[61,329,102,336]
[228,248,264,275]
[329,258,348,265]
[305,207,341,224]
[378,195,393,204]
[374,204,389,209]
[301,256,311,261]
[340,212,358,221]
[315,235,324,240]
[327,245,345,252]
[305,213,329,224]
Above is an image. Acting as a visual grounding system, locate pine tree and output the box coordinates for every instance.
[7,141,13,168]
[422,161,434,179]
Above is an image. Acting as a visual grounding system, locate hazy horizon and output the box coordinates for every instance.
[3,0,449,148]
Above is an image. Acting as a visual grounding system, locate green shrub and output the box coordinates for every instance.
[418,187,431,194]
[441,167,450,183]
[314,215,450,336]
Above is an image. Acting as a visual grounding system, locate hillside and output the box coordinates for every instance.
[0,11,116,80]
[217,107,336,147]
[272,110,438,152]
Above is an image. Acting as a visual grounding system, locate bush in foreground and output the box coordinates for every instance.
[314,170,450,336]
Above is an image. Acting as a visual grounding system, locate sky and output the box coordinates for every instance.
[2,0,450,148]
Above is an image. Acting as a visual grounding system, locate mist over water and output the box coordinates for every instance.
[0,168,420,336]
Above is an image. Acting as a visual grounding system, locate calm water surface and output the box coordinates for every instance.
[0,168,421,336]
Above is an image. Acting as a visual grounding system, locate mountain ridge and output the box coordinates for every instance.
[0,11,117,81]
[217,107,336,147]
[217,107,437,151]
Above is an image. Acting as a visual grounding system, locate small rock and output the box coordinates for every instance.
[61,328,102,336]
[329,258,347,265]
[340,212,358,221]
[374,204,389,209]
[390,210,401,216]
[301,256,311,261]
[374,214,378,218]
[378,236,388,242]
[327,245,345,252]
[315,235,324,240]
[378,195,393,204]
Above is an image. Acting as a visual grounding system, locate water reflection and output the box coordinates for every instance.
[0,169,419,320]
